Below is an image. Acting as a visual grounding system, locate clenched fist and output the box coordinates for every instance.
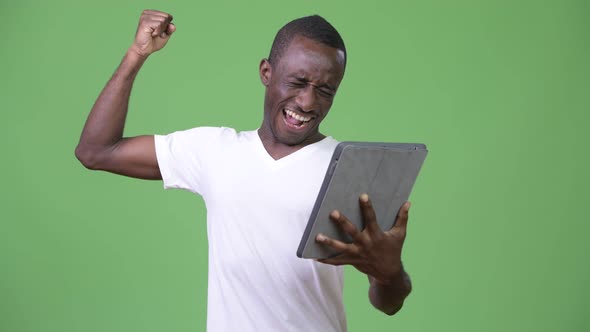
[130,10,176,57]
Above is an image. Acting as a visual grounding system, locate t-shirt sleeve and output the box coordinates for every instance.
[154,126,229,194]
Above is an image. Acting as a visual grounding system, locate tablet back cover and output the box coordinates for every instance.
[297,142,427,259]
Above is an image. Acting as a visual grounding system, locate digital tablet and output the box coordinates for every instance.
[297,142,428,259]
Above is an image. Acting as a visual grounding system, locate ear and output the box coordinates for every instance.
[259,58,272,87]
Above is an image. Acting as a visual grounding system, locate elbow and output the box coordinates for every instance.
[370,273,412,316]
[380,291,410,316]
[383,301,405,316]
[383,278,412,316]
[381,289,411,316]
[75,144,103,170]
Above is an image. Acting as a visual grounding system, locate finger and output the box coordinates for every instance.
[393,201,411,229]
[160,17,174,38]
[141,18,164,36]
[143,9,173,21]
[329,210,361,240]
[316,233,355,253]
[143,14,172,37]
[149,19,171,37]
[317,257,346,266]
[359,193,381,234]
[141,11,172,27]
[318,254,363,266]
[160,23,176,39]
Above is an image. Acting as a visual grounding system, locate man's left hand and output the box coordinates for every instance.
[316,194,410,285]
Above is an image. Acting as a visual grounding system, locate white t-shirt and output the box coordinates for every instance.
[154,127,346,332]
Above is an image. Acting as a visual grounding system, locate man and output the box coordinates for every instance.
[76,9,412,331]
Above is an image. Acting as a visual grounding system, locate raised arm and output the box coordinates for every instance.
[75,10,176,179]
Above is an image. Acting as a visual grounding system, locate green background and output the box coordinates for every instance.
[1,0,588,331]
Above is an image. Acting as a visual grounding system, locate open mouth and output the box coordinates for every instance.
[282,108,312,129]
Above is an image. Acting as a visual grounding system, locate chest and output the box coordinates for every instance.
[204,148,329,218]
[202,145,331,256]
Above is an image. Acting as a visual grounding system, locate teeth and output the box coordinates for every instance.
[285,109,311,122]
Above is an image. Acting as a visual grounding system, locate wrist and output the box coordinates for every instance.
[373,265,405,287]
[110,47,148,81]
[126,45,150,62]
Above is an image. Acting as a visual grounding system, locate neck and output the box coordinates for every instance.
[257,128,325,160]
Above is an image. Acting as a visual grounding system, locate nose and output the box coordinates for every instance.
[295,85,317,113]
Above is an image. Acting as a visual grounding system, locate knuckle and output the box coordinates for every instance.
[352,232,366,244]
[351,245,363,257]
[360,238,371,249]
[347,225,358,234]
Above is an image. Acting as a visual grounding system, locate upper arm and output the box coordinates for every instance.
[76,135,162,180]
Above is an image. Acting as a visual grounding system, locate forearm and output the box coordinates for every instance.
[77,49,146,150]
[86,49,146,144]
[368,268,412,315]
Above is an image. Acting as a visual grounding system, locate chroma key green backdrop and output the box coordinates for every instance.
[1,0,588,331]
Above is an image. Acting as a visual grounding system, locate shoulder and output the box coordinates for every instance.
[156,126,243,145]
[164,126,237,139]
[317,136,340,153]
[155,127,262,155]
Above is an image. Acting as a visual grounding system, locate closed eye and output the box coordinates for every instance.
[317,88,335,98]
[286,78,335,98]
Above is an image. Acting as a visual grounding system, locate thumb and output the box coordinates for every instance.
[160,23,176,38]
[167,23,176,35]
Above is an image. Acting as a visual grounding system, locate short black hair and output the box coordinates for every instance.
[268,15,346,68]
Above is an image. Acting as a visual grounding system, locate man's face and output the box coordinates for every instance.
[259,35,346,146]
